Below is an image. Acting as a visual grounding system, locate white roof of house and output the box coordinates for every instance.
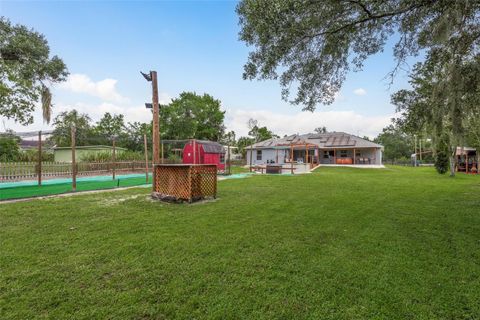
[249,132,383,149]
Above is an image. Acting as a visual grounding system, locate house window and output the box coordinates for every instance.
[256,150,262,160]
[220,154,225,163]
[324,150,334,158]
[340,150,348,158]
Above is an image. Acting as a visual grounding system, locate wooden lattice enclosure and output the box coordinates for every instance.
[152,164,217,202]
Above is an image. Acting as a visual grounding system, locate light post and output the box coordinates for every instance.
[141,71,160,165]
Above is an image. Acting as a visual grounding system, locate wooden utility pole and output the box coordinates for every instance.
[151,71,160,164]
[71,127,77,192]
[112,137,116,180]
[37,130,42,186]
[144,134,149,183]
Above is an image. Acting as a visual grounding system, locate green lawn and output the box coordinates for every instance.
[1,166,479,319]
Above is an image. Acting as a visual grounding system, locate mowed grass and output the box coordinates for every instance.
[1,166,479,319]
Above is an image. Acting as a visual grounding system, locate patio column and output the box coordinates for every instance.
[305,143,308,164]
[353,148,356,164]
[333,149,336,164]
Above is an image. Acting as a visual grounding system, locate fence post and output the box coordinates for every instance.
[71,127,77,192]
[38,130,42,186]
[112,137,116,180]
[227,145,231,175]
[144,134,149,183]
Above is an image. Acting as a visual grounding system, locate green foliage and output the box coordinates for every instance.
[50,110,92,147]
[79,150,144,162]
[121,122,152,152]
[236,136,255,158]
[392,51,480,174]
[434,133,450,174]
[93,113,126,141]
[16,149,54,162]
[237,1,480,110]
[0,136,20,161]
[0,17,68,124]
[374,124,413,162]
[160,92,226,141]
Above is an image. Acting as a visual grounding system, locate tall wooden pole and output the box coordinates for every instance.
[144,134,149,183]
[151,71,160,164]
[227,146,231,175]
[71,127,77,192]
[112,137,116,180]
[37,130,42,186]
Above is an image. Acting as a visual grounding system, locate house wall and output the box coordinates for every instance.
[246,149,287,165]
[247,147,383,166]
[319,148,382,165]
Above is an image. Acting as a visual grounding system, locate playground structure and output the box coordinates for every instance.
[455,147,478,174]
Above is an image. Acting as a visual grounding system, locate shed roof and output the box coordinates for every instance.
[196,140,225,154]
[249,132,383,149]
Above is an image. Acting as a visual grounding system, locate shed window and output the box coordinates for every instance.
[220,154,225,163]
[256,150,262,160]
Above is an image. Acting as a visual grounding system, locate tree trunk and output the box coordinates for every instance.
[449,154,455,177]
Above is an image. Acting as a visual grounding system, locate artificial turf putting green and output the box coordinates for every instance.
[1,166,479,319]
[0,176,150,201]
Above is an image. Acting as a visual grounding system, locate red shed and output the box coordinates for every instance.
[183,140,226,170]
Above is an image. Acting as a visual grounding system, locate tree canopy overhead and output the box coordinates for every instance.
[237,0,480,110]
[0,17,68,125]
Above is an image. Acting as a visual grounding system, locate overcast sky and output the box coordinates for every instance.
[1,1,419,138]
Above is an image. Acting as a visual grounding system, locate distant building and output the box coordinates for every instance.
[246,132,383,166]
[53,145,126,162]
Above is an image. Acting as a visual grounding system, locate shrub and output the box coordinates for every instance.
[80,150,144,162]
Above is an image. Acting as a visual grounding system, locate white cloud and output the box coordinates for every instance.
[353,88,367,96]
[59,74,129,103]
[225,109,392,139]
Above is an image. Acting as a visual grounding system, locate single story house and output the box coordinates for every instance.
[246,132,383,166]
[53,145,126,162]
